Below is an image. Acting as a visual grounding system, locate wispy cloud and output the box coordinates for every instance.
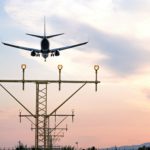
[10,14,150,77]
[113,0,150,12]
[45,16,150,76]
[142,88,150,100]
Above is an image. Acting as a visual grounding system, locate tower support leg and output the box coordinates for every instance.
[35,83,48,149]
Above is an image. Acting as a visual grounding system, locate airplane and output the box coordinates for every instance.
[2,19,88,61]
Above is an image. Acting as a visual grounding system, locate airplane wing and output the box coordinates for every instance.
[2,42,41,53]
[50,42,88,52]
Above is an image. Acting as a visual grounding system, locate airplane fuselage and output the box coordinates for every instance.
[41,38,49,60]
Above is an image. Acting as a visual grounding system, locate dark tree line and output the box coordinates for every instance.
[138,146,150,150]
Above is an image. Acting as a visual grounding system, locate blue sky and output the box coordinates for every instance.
[1,0,150,148]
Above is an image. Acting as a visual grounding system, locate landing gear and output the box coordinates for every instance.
[50,51,60,57]
[36,53,40,57]
[51,53,55,57]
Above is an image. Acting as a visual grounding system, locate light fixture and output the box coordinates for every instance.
[57,64,63,70]
[94,65,99,92]
[58,64,63,91]
[21,64,26,70]
[21,64,26,90]
[94,65,99,71]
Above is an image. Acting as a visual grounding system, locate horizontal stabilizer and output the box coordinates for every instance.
[46,33,64,38]
[26,33,64,39]
[26,33,44,38]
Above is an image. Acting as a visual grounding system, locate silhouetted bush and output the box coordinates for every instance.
[87,146,97,150]
[138,146,150,150]
[15,144,27,150]
[61,146,74,150]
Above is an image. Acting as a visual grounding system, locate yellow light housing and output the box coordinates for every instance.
[21,64,26,70]
[94,65,99,71]
[58,64,63,70]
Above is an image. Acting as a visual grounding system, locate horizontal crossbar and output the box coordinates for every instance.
[0,80,100,84]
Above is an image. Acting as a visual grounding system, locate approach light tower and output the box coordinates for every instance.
[0,64,100,149]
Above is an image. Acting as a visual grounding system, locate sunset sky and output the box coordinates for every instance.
[1,0,150,148]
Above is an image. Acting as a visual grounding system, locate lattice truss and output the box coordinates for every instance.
[35,83,48,148]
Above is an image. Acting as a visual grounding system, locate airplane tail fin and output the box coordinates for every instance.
[26,17,64,39]
[44,16,46,37]
[43,16,64,38]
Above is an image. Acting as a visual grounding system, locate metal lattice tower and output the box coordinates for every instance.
[35,83,48,148]
[0,64,100,149]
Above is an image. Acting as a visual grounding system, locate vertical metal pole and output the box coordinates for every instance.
[59,69,61,91]
[94,65,99,92]
[44,115,46,149]
[22,69,25,90]
[95,70,98,92]
[19,111,21,123]
[47,117,52,150]
[76,142,78,150]
[49,134,53,150]
[35,83,39,149]
[21,64,26,91]
[58,65,63,91]
[44,84,48,149]
[47,117,50,149]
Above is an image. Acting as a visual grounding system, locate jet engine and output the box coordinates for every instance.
[31,51,36,56]
[55,50,60,56]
